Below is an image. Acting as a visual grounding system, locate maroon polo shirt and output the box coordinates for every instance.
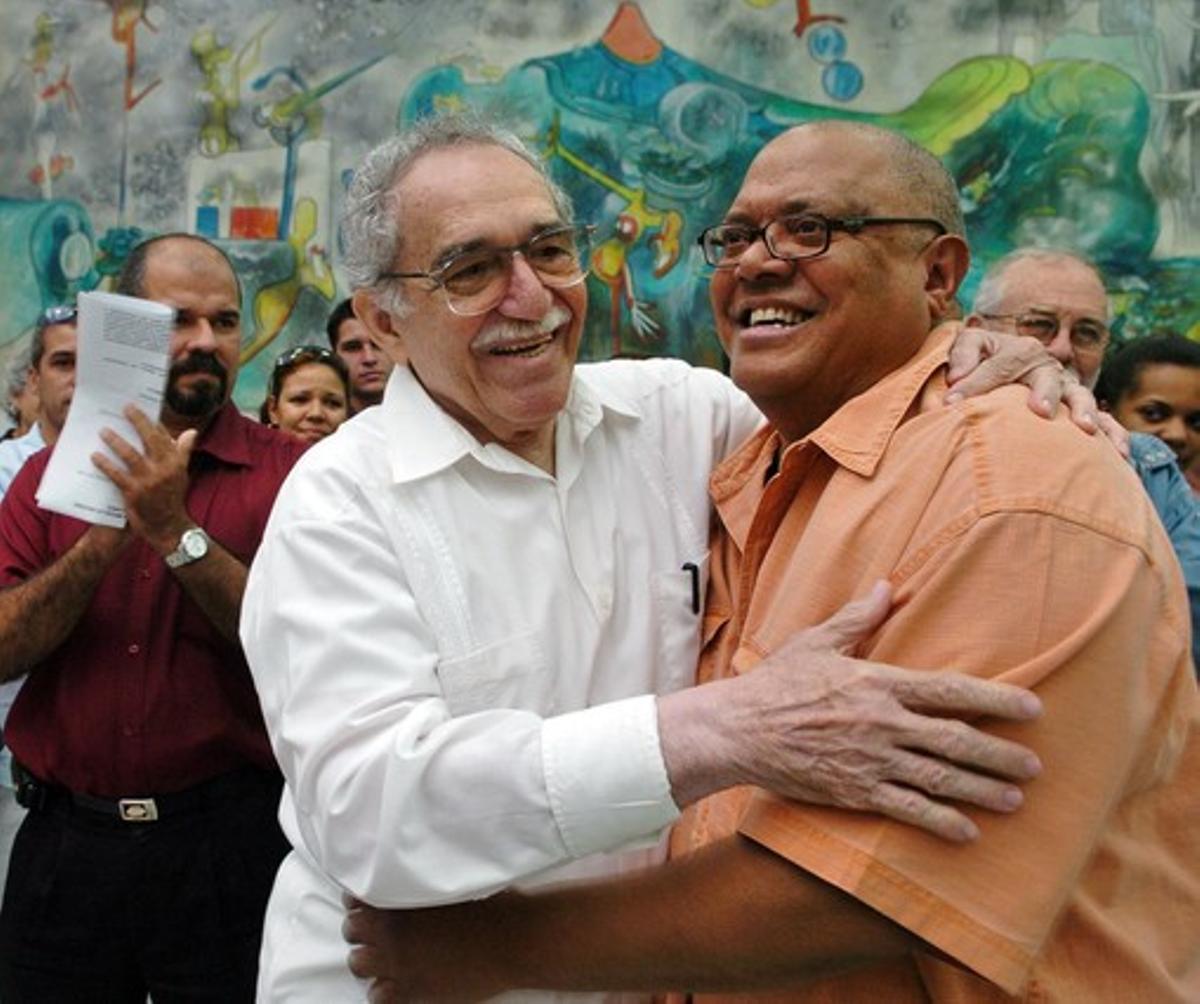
[0,403,306,797]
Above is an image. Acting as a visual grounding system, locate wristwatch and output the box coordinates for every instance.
[164,527,210,569]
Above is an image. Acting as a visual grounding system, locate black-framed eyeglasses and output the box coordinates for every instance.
[379,223,595,317]
[36,304,77,329]
[697,213,947,269]
[977,311,1110,352]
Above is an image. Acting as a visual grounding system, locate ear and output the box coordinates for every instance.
[265,395,280,427]
[922,234,970,321]
[351,288,408,364]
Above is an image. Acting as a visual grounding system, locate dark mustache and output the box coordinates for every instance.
[170,353,227,380]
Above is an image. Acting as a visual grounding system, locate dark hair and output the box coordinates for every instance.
[31,303,78,368]
[115,232,243,302]
[1095,333,1200,408]
[325,298,357,351]
[267,345,351,404]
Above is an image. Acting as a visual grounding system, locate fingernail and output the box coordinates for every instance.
[1023,753,1043,777]
[945,391,963,405]
[1019,693,1043,717]
[959,819,980,841]
[1001,787,1024,810]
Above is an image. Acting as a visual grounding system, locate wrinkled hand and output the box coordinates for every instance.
[344,894,512,1003]
[945,325,1100,432]
[716,582,1043,842]
[91,405,197,553]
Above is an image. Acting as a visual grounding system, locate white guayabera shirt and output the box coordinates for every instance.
[242,359,762,1003]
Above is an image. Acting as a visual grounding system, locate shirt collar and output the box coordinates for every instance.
[193,402,255,467]
[710,323,957,547]
[805,322,956,479]
[383,362,640,485]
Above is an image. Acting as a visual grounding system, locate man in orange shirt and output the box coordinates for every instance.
[345,121,1199,1001]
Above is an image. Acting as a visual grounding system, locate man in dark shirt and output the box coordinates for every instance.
[0,233,306,1002]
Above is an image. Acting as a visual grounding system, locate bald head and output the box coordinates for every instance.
[710,120,970,441]
[761,121,966,238]
[116,233,242,303]
[117,234,244,432]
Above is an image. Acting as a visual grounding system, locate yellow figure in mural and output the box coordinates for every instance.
[191,20,274,158]
[240,196,335,365]
[544,113,683,356]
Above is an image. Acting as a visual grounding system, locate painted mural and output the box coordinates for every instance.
[0,0,1197,412]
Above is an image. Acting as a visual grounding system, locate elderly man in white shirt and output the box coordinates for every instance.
[241,115,1068,1003]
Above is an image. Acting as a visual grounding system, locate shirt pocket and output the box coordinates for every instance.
[651,552,709,694]
[434,632,551,717]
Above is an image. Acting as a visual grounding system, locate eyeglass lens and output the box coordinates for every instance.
[703,215,828,267]
[1014,315,1108,349]
[439,227,590,316]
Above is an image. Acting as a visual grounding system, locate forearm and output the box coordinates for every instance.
[163,536,247,642]
[348,835,915,998]
[514,836,912,994]
[0,527,125,682]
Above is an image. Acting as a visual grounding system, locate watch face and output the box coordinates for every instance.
[182,529,208,559]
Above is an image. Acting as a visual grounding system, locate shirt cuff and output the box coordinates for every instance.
[541,694,679,859]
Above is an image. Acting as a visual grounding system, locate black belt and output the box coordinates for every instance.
[12,763,280,824]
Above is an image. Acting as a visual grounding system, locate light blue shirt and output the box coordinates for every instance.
[0,425,44,495]
[1130,432,1200,673]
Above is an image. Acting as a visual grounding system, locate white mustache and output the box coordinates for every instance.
[472,305,571,352]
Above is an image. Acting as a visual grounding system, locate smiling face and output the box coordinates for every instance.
[1112,362,1200,470]
[709,125,966,441]
[354,143,586,471]
[268,360,349,444]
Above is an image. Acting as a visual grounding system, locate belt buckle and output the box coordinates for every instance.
[118,798,158,822]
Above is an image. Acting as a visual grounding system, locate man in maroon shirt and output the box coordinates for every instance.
[0,234,306,1003]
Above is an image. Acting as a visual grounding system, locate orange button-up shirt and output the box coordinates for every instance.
[671,324,1199,1002]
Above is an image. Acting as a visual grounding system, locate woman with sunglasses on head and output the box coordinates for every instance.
[262,345,351,445]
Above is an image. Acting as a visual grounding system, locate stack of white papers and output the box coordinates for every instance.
[36,291,175,527]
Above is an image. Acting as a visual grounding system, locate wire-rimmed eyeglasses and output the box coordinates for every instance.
[697,213,947,269]
[977,311,1110,353]
[379,223,595,317]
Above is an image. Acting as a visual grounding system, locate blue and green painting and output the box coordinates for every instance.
[403,4,1197,365]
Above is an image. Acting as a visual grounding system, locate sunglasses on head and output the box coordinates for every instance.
[270,345,346,397]
[37,304,77,329]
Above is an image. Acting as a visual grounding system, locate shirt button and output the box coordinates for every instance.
[140,569,152,580]
[594,586,613,618]
[127,643,140,655]
[122,725,136,737]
